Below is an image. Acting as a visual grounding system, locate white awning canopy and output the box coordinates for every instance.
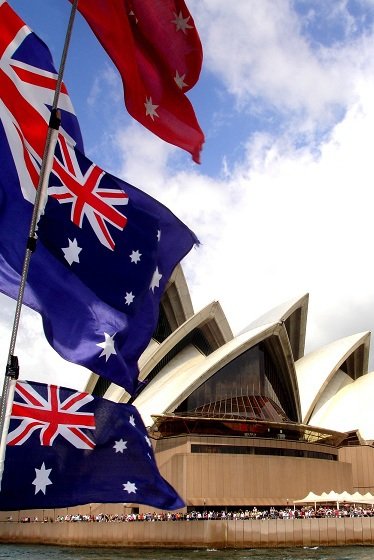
[294,490,374,506]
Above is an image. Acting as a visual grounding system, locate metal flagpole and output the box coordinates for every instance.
[0,0,79,486]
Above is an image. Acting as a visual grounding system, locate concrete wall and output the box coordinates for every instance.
[1,518,374,548]
[339,446,374,493]
[155,435,353,506]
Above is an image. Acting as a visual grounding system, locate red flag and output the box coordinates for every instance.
[75,0,205,163]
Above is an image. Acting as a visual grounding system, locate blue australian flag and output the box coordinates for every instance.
[0,380,184,510]
[0,2,198,395]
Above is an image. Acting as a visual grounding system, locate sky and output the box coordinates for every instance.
[2,0,374,391]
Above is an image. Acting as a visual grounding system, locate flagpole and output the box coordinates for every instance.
[0,0,80,486]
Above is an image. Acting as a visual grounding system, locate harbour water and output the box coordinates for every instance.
[0,545,373,560]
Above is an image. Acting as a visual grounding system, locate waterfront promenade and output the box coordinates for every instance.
[1,517,374,548]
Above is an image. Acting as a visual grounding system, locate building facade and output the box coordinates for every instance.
[87,265,374,510]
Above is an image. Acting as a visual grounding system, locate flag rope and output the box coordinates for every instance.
[0,0,80,485]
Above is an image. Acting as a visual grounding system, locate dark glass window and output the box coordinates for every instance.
[152,304,172,343]
[191,444,337,461]
[130,328,215,403]
[175,343,295,420]
[92,376,111,398]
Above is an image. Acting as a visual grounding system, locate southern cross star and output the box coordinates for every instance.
[97,332,116,361]
[174,70,188,89]
[150,267,162,292]
[129,250,142,264]
[128,10,138,24]
[124,292,135,306]
[172,11,193,33]
[144,96,159,120]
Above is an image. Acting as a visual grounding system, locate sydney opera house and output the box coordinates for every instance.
[87,265,374,510]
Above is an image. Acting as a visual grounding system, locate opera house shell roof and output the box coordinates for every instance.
[83,264,374,508]
[87,264,373,444]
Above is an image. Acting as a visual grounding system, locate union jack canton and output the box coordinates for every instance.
[7,382,95,449]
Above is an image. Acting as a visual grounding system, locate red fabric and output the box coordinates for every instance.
[76,0,204,163]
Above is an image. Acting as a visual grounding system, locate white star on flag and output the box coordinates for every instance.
[123,481,137,494]
[113,439,128,453]
[33,462,52,495]
[97,332,116,361]
[124,292,135,306]
[144,96,159,120]
[172,11,193,33]
[128,10,138,24]
[129,415,136,427]
[62,238,82,266]
[174,71,188,89]
[150,267,162,292]
[129,250,142,263]
[145,435,152,447]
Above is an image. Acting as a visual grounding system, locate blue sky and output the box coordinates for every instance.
[2,0,374,390]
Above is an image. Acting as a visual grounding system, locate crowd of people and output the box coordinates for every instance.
[16,505,374,523]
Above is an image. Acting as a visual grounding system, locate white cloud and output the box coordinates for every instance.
[190,0,374,124]
[215,77,374,336]
[114,123,173,189]
[86,65,123,108]
[0,295,90,391]
[110,34,374,370]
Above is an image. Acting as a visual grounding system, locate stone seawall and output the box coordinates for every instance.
[1,518,374,548]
